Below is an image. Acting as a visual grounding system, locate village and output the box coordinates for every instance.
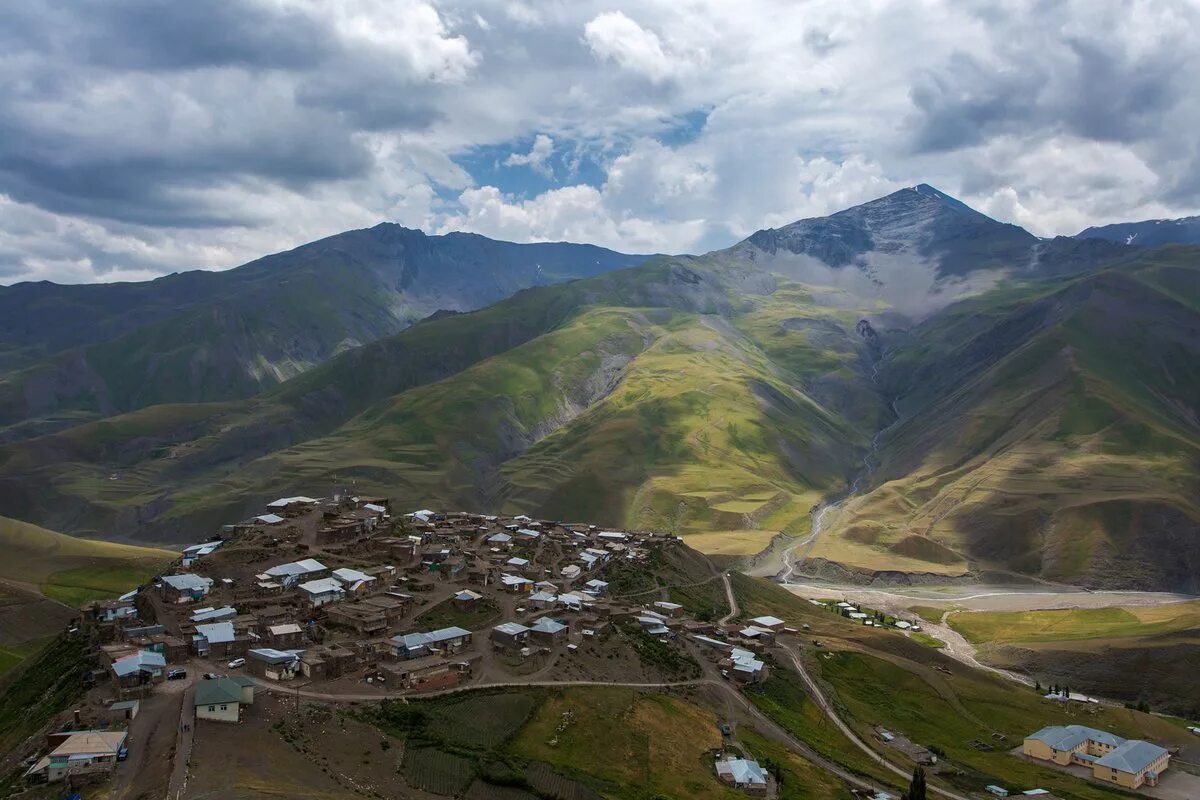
[19,495,807,797]
[14,493,1194,800]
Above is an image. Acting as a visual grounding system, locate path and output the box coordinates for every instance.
[250,676,715,703]
[252,673,902,798]
[167,681,197,800]
[717,572,739,625]
[777,644,971,800]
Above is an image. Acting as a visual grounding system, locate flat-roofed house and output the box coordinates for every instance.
[25,731,128,783]
[266,623,304,649]
[747,615,785,632]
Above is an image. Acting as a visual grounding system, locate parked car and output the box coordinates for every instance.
[719,723,733,736]
[167,668,187,680]
[202,672,219,680]
[227,658,246,669]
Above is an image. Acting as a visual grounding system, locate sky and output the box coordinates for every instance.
[1,0,1197,285]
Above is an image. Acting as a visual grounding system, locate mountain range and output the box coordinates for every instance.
[0,186,1196,591]
[1078,215,1200,247]
[0,227,647,442]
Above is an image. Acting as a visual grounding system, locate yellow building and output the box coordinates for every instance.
[1024,725,1169,789]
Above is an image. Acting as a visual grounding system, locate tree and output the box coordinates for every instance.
[903,766,927,800]
[1035,680,1042,693]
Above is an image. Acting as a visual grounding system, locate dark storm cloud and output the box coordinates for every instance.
[908,23,1191,155]
[0,0,453,230]
[72,0,335,72]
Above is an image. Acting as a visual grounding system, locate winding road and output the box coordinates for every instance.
[778,644,970,800]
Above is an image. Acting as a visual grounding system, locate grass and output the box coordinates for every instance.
[0,634,90,781]
[415,598,503,632]
[815,650,1166,800]
[948,601,1200,645]
[684,529,781,556]
[0,515,170,611]
[907,606,951,623]
[0,637,54,679]
[907,632,947,649]
[737,728,853,800]
[746,668,901,789]
[510,687,742,800]
[730,574,1196,799]
[40,564,159,606]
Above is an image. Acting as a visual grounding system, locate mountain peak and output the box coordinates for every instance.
[735,184,1036,291]
[909,183,979,215]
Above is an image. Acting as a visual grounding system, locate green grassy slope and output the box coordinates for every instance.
[818,253,1200,589]
[733,574,1199,793]
[0,515,171,603]
[0,226,648,442]
[0,244,1195,590]
[0,256,885,548]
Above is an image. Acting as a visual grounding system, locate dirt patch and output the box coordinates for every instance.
[183,695,423,799]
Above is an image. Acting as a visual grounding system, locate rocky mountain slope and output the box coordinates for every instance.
[0,226,647,441]
[1077,215,1200,247]
[820,246,1200,590]
[0,187,1194,590]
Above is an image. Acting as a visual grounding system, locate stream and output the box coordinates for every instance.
[779,359,900,584]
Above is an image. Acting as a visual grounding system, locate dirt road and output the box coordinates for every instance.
[784,582,1196,613]
[250,673,905,797]
[717,572,739,625]
[776,643,971,800]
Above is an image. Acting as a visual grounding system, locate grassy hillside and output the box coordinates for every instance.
[0,515,171,605]
[948,601,1200,645]
[732,575,1200,793]
[814,252,1200,589]
[0,225,647,442]
[0,257,884,548]
[0,241,1195,592]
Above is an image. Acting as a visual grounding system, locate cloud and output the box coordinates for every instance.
[1,0,1198,284]
[583,11,681,84]
[504,134,556,177]
[440,184,706,253]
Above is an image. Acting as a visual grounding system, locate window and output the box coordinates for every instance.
[220,704,228,710]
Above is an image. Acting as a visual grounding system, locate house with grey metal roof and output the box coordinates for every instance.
[159,574,213,603]
[389,626,472,659]
[490,621,531,651]
[715,755,769,794]
[529,617,568,644]
[1023,724,1170,789]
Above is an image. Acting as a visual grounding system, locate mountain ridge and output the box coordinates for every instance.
[0,224,650,441]
[0,186,1194,592]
